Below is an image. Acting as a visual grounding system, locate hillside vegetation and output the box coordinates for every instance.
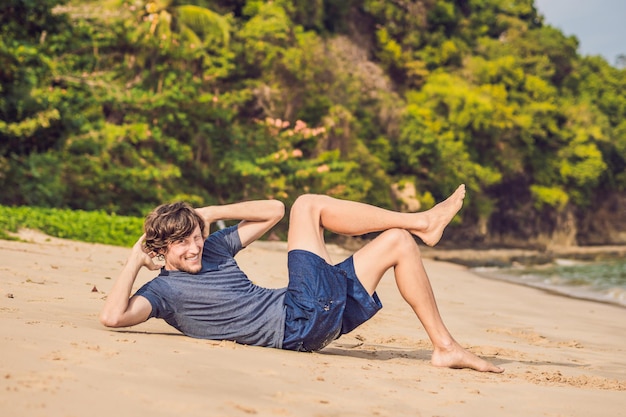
[1,0,625,248]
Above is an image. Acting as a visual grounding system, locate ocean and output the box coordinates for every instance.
[472,258,626,308]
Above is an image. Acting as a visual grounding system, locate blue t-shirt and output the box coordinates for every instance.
[134,225,287,348]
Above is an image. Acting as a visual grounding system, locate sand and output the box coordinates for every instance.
[1,230,625,417]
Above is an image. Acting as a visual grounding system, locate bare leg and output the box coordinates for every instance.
[353,230,503,373]
[288,184,467,258]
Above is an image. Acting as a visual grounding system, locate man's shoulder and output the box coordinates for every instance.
[204,225,242,257]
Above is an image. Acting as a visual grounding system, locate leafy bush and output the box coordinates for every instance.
[0,205,143,247]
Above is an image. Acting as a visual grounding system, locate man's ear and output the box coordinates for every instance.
[156,248,166,261]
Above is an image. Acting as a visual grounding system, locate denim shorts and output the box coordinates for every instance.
[282,250,382,351]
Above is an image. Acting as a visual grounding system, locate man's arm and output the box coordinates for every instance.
[99,235,159,328]
[195,200,285,247]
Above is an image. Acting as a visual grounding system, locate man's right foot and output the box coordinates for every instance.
[412,184,466,247]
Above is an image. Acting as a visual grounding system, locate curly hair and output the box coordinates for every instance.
[143,201,206,255]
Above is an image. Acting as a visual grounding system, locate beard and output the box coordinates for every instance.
[176,262,202,274]
[165,255,203,274]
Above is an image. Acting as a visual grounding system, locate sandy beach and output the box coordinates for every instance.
[1,230,625,417]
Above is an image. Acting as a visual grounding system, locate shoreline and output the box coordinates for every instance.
[418,244,626,310]
[471,267,626,309]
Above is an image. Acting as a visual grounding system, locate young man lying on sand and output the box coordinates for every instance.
[100,185,503,373]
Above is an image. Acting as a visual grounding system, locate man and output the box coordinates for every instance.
[99,184,503,373]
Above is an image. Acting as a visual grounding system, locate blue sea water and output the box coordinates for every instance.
[472,258,626,308]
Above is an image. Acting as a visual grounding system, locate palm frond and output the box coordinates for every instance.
[175,5,230,47]
[178,24,204,49]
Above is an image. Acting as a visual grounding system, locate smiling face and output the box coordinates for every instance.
[143,201,207,274]
[163,225,204,274]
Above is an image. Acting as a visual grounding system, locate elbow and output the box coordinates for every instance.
[99,311,122,328]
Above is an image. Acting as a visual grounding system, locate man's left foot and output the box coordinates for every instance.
[431,342,504,373]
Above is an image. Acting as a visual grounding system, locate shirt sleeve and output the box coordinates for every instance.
[202,225,243,262]
[134,278,173,319]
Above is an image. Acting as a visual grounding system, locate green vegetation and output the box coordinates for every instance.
[0,205,143,247]
[1,0,625,248]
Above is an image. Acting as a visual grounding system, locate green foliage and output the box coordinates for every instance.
[223,117,374,205]
[0,205,143,246]
[61,122,187,214]
[530,185,569,211]
[376,27,403,70]
[1,0,625,246]
[0,4,65,154]
[396,72,505,195]
[2,152,65,207]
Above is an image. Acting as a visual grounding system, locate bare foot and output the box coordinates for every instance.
[412,184,466,246]
[431,342,504,373]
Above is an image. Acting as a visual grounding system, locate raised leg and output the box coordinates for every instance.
[287,184,467,261]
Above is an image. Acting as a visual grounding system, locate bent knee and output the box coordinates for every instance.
[292,193,327,207]
[380,228,419,253]
[291,194,328,216]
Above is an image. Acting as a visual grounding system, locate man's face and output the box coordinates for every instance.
[163,225,204,274]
